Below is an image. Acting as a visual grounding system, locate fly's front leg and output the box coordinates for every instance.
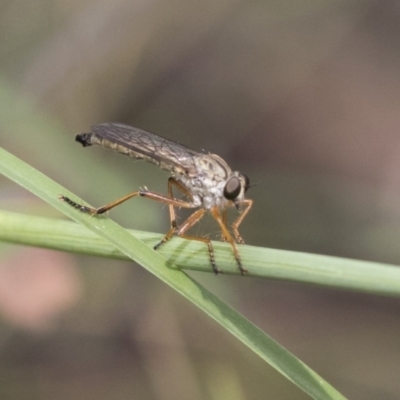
[220,209,229,242]
[211,206,247,275]
[231,199,253,244]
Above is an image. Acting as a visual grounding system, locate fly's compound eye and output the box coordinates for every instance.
[224,176,241,200]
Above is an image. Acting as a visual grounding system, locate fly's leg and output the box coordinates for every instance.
[150,182,221,274]
[153,178,195,250]
[176,209,221,274]
[231,199,253,244]
[211,206,247,275]
[60,187,197,216]
[155,208,221,274]
[59,196,96,214]
[167,177,194,225]
[59,192,142,214]
[220,209,228,242]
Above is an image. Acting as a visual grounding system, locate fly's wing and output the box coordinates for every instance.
[76,122,200,176]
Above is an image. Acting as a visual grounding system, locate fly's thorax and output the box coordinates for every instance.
[183,153,230,209]
[193,153,232,181]
[175,153,250,210]
[175,172,222,209]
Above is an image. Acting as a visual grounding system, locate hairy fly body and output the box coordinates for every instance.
[61,123,252,274]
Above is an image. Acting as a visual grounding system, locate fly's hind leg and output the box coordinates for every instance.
[59,191,142,215]
[60,186,197,216]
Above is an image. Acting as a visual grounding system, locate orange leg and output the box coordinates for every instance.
[231,199,253,244]
[220,209,228,242]
[155,208,221,274]
[60,187,197,215]
[167,177,194,229]
[211,206,247,275]
[177,209,221,274]
[155,207,220,273]
[153,177,196,249]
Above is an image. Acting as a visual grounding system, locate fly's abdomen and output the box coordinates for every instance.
[76,132,148,159]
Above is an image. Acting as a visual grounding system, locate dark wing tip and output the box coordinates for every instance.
[75,133,93,147]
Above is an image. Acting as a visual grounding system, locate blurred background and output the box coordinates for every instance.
[1,0,400,398]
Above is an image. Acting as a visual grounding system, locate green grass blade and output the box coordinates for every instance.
[0,145,347,400]
[1,209,400,297]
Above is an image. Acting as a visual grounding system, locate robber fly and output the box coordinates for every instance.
[60,123,252,274]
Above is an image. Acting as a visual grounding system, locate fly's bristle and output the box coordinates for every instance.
[75,133,93,147]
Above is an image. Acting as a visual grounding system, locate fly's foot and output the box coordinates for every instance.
[59,195,97,214]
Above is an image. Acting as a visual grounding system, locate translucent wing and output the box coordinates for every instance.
[78,122,200,176]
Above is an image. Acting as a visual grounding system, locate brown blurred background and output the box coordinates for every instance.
[1,1,400,399]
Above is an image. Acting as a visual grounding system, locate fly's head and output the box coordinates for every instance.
[223,172,250,211]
